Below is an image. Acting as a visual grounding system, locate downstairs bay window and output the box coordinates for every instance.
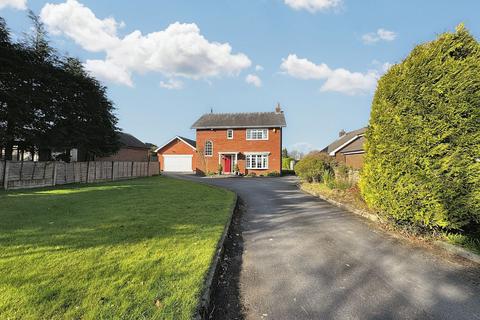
[245,153,269,169]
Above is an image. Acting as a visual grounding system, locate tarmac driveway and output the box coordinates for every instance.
[173,174,480,320]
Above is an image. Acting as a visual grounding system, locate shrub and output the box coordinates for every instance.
[217,164,223,175]
[267,171,280,177]
[247,172,257,177]
[282,157,294,170]
[282,169,296,176]
[360,24,480,230]
[294,152,335,182]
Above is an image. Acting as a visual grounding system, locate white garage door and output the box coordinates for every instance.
[163,155,193,172]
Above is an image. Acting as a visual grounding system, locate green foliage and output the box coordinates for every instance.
[282,156,294,169]
[360,24,480,230]
[267,171,280,177]
[294,152,335,182]
[247,172,257,177]
[217,163,223,174]
[0,14,119,161]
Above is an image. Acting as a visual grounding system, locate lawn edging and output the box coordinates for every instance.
[194,193,239,320]
[299,183,480,266]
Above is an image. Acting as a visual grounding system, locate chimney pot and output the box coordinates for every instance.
[339,129,346,137]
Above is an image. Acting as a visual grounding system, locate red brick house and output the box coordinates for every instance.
[191,105,286,175]
[96,132,150,162]
[156,105,287,174]
[322,127,366,169]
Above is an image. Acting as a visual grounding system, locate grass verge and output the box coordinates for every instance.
[0,176,235,320]
[300,182,480,258]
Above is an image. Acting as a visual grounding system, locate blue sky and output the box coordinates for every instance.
[1,0,479,153]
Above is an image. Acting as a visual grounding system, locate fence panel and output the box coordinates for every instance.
[2,160,160,190]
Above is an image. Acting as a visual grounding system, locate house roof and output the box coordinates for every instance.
[340,135,365,154]
[191,112,287,129]
[322,127,367,155]
[118,132,148,149]
[155,136,197,152]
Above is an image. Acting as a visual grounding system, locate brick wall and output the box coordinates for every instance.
[344,153,364,169]
[96,147,149,162]
[195,128,282,175]
[157,139,196,171]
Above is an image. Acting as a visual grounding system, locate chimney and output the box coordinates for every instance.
[275,102,282,114]
[339,129,346,137]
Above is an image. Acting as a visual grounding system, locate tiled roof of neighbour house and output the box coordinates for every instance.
[322,127,367,155]
[339,135,366,154]
[191,112,287,129]
[118,132,149,149]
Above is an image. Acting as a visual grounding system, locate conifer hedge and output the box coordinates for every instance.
[360,25,480,230]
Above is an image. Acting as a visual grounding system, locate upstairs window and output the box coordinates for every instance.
[227,129,233,139]
[246,128,268,140]
[204,140,213,156]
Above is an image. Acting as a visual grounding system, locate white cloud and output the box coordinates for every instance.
[40,0,251,87]
[362,28,397,44]
[255,65,264,71]
[280,54,330,79]
[281,54,384,95]
[284,0,342,13]
[0,0,27,10]
[245,74,262,87]
[160,79,183,90]
[84,59,133,87]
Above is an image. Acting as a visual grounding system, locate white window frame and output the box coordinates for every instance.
[246,128,268,140]
[227,129,233,140]
[245,153,269,169]
[204,140,213,157]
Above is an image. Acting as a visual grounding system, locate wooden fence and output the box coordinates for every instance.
[1,160,160,190]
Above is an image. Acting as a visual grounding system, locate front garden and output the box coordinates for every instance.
[0,176,235,319]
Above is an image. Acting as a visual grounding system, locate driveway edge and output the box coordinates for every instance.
[194,193,239,320]
[299,184,480,266]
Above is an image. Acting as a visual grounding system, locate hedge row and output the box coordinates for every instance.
[360,24,480,230]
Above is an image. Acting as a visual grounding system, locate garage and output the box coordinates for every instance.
[155,136,197,173]
[163,155,193,172]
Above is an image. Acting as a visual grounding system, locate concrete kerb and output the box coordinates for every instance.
[194,193,239,320]
[299,183,480,266]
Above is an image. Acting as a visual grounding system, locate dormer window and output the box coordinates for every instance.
[246,128,268,140]
[227,129,233,139]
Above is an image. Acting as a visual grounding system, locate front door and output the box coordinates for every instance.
[223,155,232,173]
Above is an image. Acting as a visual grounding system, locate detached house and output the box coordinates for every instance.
[156,105,287,175]
[322,127,366,169]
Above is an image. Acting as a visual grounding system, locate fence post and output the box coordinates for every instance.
[111,161,115,181]
[86,161,90,183]
[131,161,134,177]
[52,162,58,186]
[3,161,9,190]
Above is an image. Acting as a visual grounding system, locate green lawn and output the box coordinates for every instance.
[0,176,235,320]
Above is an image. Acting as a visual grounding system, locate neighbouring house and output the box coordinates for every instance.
[191,104,287,175]
[95,132,150,162]
[155,136,197,172]
[322,127,366,169]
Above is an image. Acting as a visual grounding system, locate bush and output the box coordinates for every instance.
[247,172,257,177]
[294,152,335,182]
[360,24,480,230]
[267,171,280,177]
[282,157,294,170]
[217,164,223,175]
